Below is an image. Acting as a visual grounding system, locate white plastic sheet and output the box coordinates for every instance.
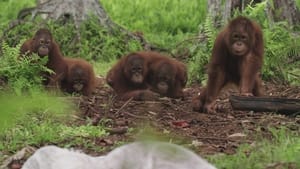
[22,141,217,169]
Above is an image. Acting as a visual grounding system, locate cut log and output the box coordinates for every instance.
[229,95,300,115]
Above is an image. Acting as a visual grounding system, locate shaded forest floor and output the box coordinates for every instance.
[3,80,300,168]
[78,80,300,155]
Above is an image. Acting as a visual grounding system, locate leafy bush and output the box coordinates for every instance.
[243,2,300,85]
[78,16,143,61]
[0,42,75,134]
[1,0,299,85]
[262,22,300,84]
[0,42,49,95]
[187,16,218,84]
[2,18,143,63]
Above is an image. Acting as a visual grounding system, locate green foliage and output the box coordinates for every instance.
[262,23,300,84]
[78,16,142,61]
[0,113,107,152]
[242,2,300,85]
[102,0,205,33]
[1,0,205,80]
[0,91,74,133]
[187,16,218,84]
[187,45,208,84]
[211,128,300,169]
[3,18,143,64]
[93,60,116,76]
[1,0,299,85]
[101,0,205,48]
[0,42,75,135]
[297,0,300,8]
[240,1,268,25]
[0,0,35,30]
[0,42,49,95]
[0,0,299,160]
[2,21,37,47]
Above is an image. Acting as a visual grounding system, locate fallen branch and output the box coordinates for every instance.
[230,95,300,115]
[115,97,133,114]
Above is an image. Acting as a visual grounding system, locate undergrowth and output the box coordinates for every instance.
[0,41,77,146]
[0,0,299,166]
[0,113,108,153]
[0,42,49,94]
[210,127,300,169]
[101,0,206,48]
[1,0,299,84]
[2,18,143,63]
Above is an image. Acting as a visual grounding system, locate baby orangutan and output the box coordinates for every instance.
[61,57,96,96]
[106,52,159,101]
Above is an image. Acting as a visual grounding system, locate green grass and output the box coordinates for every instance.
[0,111,108,153]
[210,128,300,169]
[93,60,116,76]
[0,0,35,28]
[0,90,108,158]
[0,1,299,168]
[0,91,74,132]
[101,0,206,48]
[296,0,300,10]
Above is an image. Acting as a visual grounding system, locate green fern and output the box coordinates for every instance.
[187,16,218,84]
[0,42,49,95]
[204,15,218,50]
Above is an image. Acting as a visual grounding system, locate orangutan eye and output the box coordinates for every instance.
[40,39,45,44]
[241,35,247,40]
[45,40,51,45]
[232,34,239,39]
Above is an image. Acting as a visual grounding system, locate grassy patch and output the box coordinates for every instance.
[92,60,116,77]
[0,113,108,153]
[0,2,299,168]
[210,128,300,169]
[0,0,35,28]
[0,91,73,132]
[101,0,205,47]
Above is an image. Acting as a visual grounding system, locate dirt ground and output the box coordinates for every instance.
[78,80,300,155]
[2,80,300,168]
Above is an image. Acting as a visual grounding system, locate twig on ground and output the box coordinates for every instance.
[115,97,133,114]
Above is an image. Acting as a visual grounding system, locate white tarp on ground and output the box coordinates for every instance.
[22,141,217,169]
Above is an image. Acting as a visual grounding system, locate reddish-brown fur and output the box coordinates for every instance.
[106,51,187,100]
[61,57,96,96]
[192,16,264,113]
[146,52,187,98]
[20,28,67,87]
[106,52,158,100]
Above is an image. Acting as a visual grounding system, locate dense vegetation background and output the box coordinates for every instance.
[1,0,299,85]
[0,0,299,168]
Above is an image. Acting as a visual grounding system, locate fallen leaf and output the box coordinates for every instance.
[227,133,246,138]
[172,120,189,128]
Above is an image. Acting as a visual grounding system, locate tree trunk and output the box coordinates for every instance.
[266,0,300,26]
[207,0,223,27]
[14,0,153,50]
[19,0,118,32]
[207,0,262,27]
